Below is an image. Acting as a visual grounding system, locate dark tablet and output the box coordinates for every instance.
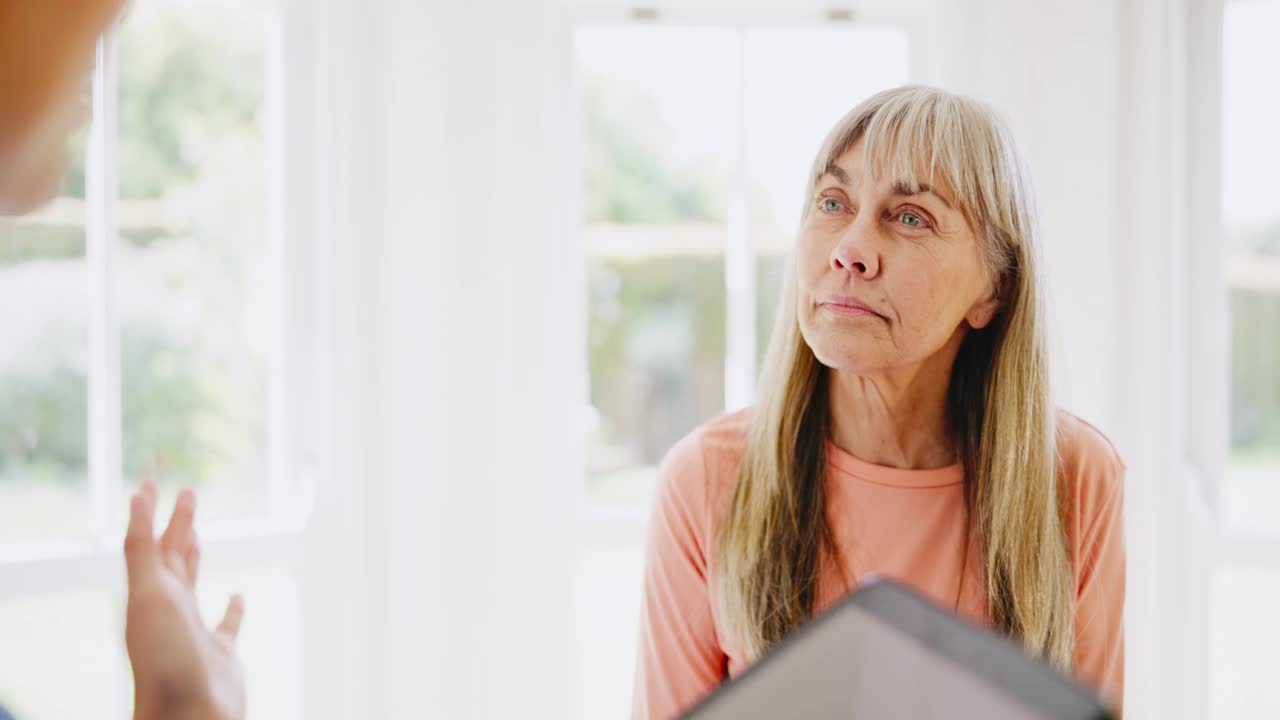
[681,578,1113,719]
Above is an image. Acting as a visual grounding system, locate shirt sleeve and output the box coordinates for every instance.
[1072,450,1126,715]
[631,432,728,720]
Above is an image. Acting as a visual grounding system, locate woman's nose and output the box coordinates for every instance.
[829,220,881,278]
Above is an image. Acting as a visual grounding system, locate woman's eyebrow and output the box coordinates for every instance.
[891,180,955,210]
[819,162,852,187]
[821,162,955,210]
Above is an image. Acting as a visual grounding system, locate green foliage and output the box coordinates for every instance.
[1231,287,1280,458]
[119,14,262,200]
[584,78,727,224]
[1233,222,1280,257]
[588,256,726,464]
[0,223,83,265]
[62,10,263,200]
[0,328,259,485]
[58,129,88,199]
[121,331,231,483]
[756,254,787,369]
[0,365,87,481]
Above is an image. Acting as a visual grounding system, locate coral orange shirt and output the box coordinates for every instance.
[632,407,1125,719]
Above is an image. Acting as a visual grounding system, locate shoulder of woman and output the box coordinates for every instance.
[1055,408,1126,474]
[655,407,755,522]
[1054,409,1126,536]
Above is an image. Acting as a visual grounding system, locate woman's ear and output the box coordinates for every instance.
[965,281,1002,330]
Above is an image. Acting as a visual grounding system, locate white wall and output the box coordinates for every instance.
[969,0,1127,438]
[375,1,580,717]
[305,1,580,718]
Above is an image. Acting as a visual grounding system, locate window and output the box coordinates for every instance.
[0,2,309,717]
[115,1,281,523]
[0,132,90,544]
[579,25,736,509]
[1211,2,1280,718]
[572,13,914,718]
[578,22,910,511]
[1220,0,1280,537]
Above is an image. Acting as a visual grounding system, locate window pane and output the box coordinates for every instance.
[1210,567,1280,718]
[1222,0,1280,534]
[0,133,91,543]
[577,27,736,506]
[116,0,281,526]
[0,588,118,717]
[744,28,910,371]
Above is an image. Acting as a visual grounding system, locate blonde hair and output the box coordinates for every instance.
[715,85,1073,671]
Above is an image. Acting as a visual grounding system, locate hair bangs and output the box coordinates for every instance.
[813,87,1015,236]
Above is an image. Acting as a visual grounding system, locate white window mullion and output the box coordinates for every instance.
[724,27,757,413]
[86,32,123,546]
[85,28,126,720]
[264,10,295,522]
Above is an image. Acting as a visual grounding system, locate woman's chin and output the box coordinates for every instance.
[808,343,889,375]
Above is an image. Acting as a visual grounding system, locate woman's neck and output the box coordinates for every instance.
[826,352,960,470]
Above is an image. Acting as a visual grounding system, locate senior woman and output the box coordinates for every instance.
[632,85,1125,719]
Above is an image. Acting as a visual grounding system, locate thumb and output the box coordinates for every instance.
[215,593,246,642]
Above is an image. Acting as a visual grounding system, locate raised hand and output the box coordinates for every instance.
[123,483,246,720]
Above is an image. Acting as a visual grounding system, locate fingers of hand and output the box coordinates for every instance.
[184,541,201,589]
[159,488,197,574]
[123,481,158,582]
[215,594,245,643]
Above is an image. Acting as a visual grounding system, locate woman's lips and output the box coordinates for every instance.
[821,302,880,319]
[819,298,884,320]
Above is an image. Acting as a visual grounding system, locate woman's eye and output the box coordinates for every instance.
[819,197,843,213]
[898,211,928,228]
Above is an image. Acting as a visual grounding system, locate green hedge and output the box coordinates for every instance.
[1232,287,1280,460]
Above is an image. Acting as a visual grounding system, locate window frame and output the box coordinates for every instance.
[1130,0,1280,715]
[0,4,325,716]
[1207,0,1280,564]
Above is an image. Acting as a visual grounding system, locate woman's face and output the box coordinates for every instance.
[795,139,1001,375]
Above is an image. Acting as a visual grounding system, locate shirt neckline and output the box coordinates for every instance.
[824,438,964,489]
